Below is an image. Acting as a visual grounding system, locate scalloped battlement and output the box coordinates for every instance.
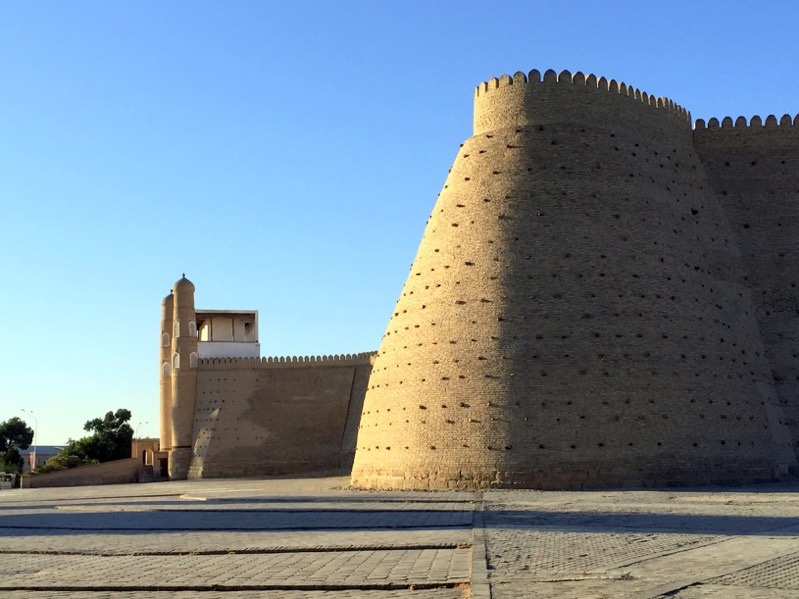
[695,113,799,131]
[198,351,376,369]
[473,69,690,134]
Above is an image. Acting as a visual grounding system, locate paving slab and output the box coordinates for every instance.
[0,478,473,596]
[6,477,799,597]
[482,486,799,598]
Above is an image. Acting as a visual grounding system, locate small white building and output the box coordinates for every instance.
[195,310,260,359]
[19,446,64,474]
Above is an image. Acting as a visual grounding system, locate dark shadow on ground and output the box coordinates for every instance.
[0,506,474,535]
[3,504,799,537]
[483,509,799,536]
[0,495,477,513]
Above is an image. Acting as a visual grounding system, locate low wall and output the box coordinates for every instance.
[21,458,148,488]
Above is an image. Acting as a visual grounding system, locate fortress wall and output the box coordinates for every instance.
[694,116,799,449]
[187,355,373,478]
[199,352,375,368]
[339,362,372,470]
[351,71,795,490]
[473,69,690,138]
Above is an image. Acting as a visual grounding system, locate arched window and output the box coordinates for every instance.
[188,321,197,337]
[173,321,180,337]
[190,352,199,368]
[162,362,170,377]
[172,352,180,370]
[162,332,169,347]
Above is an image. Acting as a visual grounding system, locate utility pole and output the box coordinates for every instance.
[135,421,149,439]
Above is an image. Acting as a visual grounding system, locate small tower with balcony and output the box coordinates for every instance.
[196,310,260,359]
[159,276,261,479]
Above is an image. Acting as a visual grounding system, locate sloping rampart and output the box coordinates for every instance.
[351,69,796,491]
[694,117,799,452]
[188,356,373,478]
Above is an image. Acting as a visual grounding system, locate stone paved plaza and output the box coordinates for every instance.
[3,477,799,597]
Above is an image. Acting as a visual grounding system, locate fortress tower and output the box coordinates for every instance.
[350,69,798,490]
[160,275,199,480]
[158,290,174,459]
[158,276,374,480]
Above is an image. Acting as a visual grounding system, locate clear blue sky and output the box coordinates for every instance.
[2,1,797,445]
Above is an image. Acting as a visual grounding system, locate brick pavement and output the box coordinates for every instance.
[481,486,799,598]
[6,478,799,597]
[0,478,473,597]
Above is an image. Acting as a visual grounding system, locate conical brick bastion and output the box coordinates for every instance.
[350,69,799,490]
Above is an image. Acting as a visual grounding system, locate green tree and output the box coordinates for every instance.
[0,417,34,474]
[36,453,96,474]
[36,409,134,473]
[70,409,134,463]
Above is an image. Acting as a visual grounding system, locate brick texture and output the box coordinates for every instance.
[350,69,798,490]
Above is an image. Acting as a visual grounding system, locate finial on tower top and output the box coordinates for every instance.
[173,274,195,294]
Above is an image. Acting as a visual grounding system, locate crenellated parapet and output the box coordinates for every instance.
[475,69,689,113]
[473,69,690,136]
[696,114,799,130]
[694,112,799,162]
[198,351,376,369]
